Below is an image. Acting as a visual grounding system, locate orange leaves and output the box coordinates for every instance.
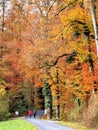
[81,63,97,92]
[34,77,43,87]
[82,63,93,83]
[0,0,98,116]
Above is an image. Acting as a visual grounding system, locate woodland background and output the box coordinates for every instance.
[0,0,98,128]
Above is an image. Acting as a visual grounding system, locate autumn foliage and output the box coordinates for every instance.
[0,0,98,127]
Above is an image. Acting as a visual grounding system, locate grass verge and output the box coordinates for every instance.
[0,118,38,130]
[56,121,98,130]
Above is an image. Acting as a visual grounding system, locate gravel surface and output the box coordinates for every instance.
[25,118,74,130]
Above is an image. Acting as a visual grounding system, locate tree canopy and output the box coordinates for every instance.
[0,0,98,127]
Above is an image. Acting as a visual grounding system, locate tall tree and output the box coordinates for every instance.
[90,0,98,55]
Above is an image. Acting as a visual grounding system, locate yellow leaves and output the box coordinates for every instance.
[62,4,91,24]
[47,79,53,85]
[0,87,6,98]
[50,67,56,78]
[51,84,57,95]
[61,4,92,37]
[72,44,88,62]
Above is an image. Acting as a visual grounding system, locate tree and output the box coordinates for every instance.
[42,78,52,119]
[90,0,98,55]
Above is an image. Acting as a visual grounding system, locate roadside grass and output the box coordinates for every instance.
[56,121,98,130]
[0,118,38,130]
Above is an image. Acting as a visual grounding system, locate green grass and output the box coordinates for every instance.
[0,118,38,130]
[56,121,98,130]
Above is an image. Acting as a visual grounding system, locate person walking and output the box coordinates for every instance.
[28,110,33,118]
[33,109,36,118]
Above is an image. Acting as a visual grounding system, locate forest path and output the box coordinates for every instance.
[24,118,74,130]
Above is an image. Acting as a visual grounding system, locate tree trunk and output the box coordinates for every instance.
[2,0,5,32]
[90,0,98,55]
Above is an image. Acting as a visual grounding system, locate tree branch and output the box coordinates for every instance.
[47,0,57,15]
[55,0,78,16]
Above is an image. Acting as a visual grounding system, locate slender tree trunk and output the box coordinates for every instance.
[2,0,5,32]
[55,65,60,119]
[0,0,5,60]
[90,0,98,55]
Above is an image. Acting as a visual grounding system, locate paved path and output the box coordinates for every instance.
[25,118,74,130]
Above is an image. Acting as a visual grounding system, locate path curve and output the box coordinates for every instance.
[25,118,74,130]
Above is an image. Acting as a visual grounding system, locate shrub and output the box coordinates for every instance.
[0,87,10,120]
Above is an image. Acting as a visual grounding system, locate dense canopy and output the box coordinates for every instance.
[0,0,98,128]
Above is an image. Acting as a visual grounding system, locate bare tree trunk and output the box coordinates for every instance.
[0,0,5,60]
[90,0,98,55]
[2,0,5,32]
